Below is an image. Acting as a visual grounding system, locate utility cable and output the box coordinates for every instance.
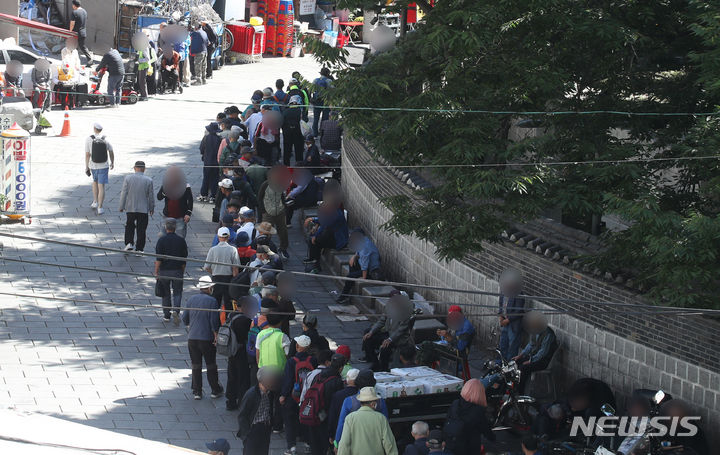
[0,255,711,316]
[0,290,713,318]
[26,155,720,170]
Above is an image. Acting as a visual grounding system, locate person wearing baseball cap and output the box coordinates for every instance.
[204,226,241,322]
[118,159,154,252]
[335,345,354,379]
[211,214,237,247]
[287,75,309,121]
[417,304,476,369]
[327,367,360,444]
[85,122,115,215]
[426,429,452,454]
[181,276,223,400]
[337,387,395,455]
[205,438,230,455]
[280,334,317,453]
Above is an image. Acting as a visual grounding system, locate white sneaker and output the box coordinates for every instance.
[90,201,98,208]
[97,207,105,215]
[123,243,134,251]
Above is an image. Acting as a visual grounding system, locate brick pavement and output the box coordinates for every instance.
[0,57,370,454]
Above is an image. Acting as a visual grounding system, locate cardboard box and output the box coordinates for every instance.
[375,380,425,398]
[390,366,442,379]
[419,374,464,394]
[374,372,401,383]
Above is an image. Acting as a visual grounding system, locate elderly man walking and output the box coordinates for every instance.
[337,387,397,455]
[237,366,280,455]
[182,276,224,400]
[204,227,241,318]
[119,160,154,252]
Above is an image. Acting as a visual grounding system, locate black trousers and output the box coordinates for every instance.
[518,360,549,394]
[362,329,393,372]
[244,422,272,455]
[307,229,337,263]
[188,339,222,395]
[256,139,278,165]
[77,35,92,62]
[283,399,301,449]
[211,275,233,311]
[286,189,319,224]
[283,127,304,165]
[308,421,330,455]
[200,166,219,197]
[226,353,251,408]
[341,263,383,295]
[124,212,149,251]
[206,45,215,77]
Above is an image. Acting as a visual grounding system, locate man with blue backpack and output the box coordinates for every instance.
[280,335,317,455]
[220,296,256,411]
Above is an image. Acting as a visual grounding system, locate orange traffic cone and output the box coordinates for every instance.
[59,107,71,137]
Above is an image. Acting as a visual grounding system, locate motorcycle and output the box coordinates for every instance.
[593,390,696,455]
[482,349,539,432]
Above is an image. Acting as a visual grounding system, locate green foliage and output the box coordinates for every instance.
[311,0,720,308]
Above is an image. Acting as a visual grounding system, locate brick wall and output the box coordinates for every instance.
[341,138,720,443]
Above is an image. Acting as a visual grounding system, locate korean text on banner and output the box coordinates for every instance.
[299,0,316,16]
[1,124,30,215]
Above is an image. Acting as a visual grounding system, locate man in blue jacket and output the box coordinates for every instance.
[190,23,208,85]
[512,311,557,393]
[498,268,526,361]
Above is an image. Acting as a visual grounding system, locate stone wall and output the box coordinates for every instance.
[341,138,720,444]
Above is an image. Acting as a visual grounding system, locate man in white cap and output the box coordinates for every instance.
[204,227,241,315]
[338,387,397,455]
[84,122,114,215]
[181,276,223,400]
[280,334,317,454]
[217,177,234,220]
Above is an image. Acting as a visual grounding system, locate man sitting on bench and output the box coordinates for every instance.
[417,305,475,367]
[336,228,383,305]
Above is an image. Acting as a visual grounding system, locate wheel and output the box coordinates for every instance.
[97,95,106,105]
[496,399,538,433]
[223,29,234,51]
[128,93,138,104]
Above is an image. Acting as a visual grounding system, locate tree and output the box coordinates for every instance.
[310,0,720,308]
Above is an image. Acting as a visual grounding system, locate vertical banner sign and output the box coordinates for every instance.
[0,114,14,132]
[1,123,30,216]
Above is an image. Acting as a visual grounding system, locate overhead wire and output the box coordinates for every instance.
[0,232,717,317]
[25,154,720,169]
[2,255,712,316]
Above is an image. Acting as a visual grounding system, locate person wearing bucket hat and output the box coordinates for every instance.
[252,221,280,255]
[337,387,396,455]
[510,311,557,393]
[181,276,223,400]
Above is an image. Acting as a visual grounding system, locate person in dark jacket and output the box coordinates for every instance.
[498,268,526,361]
[157,166,193,238]
[201,20,217,79]
[281,335,318,454]
[199,115,224,202]
[443,379,495,455]
[512,311,557,393]
[328,368,360,448]
[288,313,330,357]
[189,24,208,85]
[96,48,125,107]
[302,197,348,273]
[282,95,305,165]
[276,272,297,337]
[237,366,279,455]
[226,296,255,410]
[403,421,430,455]
[285,168,320,226]
[306,354,345,455]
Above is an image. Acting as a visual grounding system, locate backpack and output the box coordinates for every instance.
[90,135,108,163]
[246,316,269,358]
[216,314,242,357]
[291,356,315,402]
[299,374,333,426]
[229,268,251,300]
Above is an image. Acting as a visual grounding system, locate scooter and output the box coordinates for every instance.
[31,85,52,135]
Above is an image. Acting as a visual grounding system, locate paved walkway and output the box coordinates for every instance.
[0,57,369,454]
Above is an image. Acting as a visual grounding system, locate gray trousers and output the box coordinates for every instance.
[193,52,207,83]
